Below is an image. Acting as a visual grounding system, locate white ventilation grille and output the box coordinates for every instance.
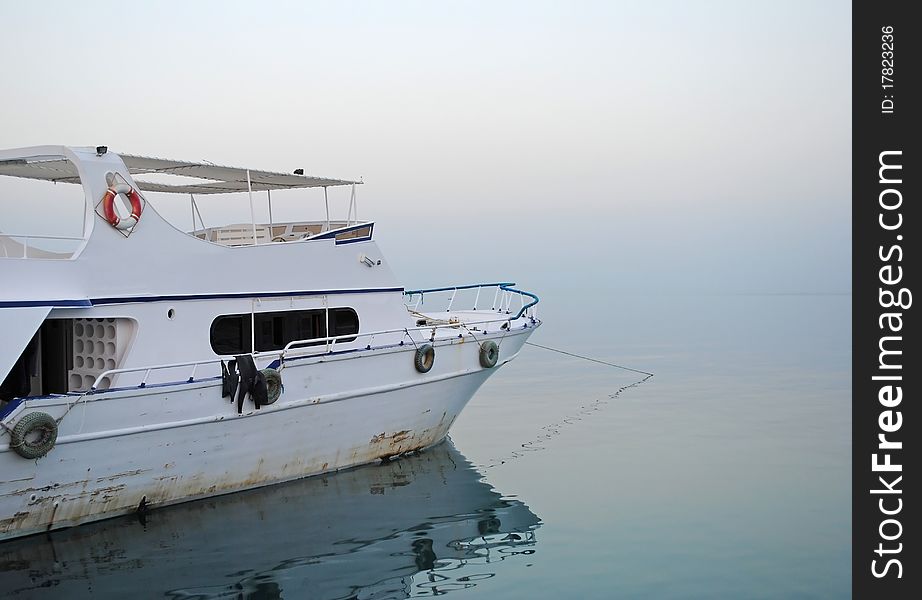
[68,318,131,392]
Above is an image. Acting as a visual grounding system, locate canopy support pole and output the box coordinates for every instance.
[324,186,330,232]
[246,169,257,245]
[191,195,205,231]
[267,189,273,233]
[347,184,356,226]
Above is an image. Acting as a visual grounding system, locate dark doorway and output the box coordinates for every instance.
[40,319,73,395]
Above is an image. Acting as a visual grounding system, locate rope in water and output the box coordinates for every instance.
[524,341,654,377]
[478,367,652,469]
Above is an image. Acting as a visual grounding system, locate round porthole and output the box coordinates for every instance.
[167,308,176,320]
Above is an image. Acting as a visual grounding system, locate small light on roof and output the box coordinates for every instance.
[96,146,108,156]
[293,168,304,175]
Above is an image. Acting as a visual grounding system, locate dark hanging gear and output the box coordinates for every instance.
[252,370,269,409]
[221,361,229,396]
[221,360,239,402]
[232,355,269,412]
[234,355,255,413]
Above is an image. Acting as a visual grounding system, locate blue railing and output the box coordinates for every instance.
[404,282,539,320]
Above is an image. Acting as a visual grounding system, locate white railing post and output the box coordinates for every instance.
[251,299,257,353]
[447,288,457,312]
[267,189,273,233]
[473,286,481,310]
[246,169,258,245]
[324,297,331,353]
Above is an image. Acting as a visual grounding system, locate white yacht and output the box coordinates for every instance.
[0,145,540,541]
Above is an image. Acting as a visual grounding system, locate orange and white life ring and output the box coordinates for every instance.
[101,183,143,230]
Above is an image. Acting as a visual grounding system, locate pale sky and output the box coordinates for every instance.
[1,1,851,293]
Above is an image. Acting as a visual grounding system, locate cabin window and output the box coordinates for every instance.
[211,315,249,355]
[209,308,359,355]
[330,307,359,338]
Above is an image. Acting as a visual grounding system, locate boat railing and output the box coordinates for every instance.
[0,232,86,259]
[403,282,539,321]
[278,310,533,359]
[84,305,538,393]
[183,179,364,247]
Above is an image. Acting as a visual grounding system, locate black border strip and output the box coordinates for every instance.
[853,2,917,596]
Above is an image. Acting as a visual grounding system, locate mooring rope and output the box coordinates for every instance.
[478,373,652,469]
[475,342,654,469]
[524,342,654,377]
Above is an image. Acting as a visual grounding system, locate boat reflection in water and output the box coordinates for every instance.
[0,440,540,599]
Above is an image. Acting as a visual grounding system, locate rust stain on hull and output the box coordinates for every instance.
[369,430,411,445]
[89,484,127,501]
[367,427,444,462]
[96,469,148,483]
[0,512,30,533]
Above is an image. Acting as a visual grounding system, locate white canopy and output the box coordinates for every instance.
[0,153,360,194]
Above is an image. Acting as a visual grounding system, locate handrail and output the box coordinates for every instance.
[500,285,540,320]
[403,282,539,320]
[89,358,227,392]
[0,232,86,259]
[277,313,524,357]
[0,233,86,240]
[85,308,534,393]
[403,282,515,295]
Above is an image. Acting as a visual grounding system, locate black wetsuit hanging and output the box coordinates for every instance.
[231,355,268,413]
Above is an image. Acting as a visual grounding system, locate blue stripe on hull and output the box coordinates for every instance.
[0,287,404,309]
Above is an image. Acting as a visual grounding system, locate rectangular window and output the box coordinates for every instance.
[210,315,249,355]
[330,307,359,341]
[210,308,359,355]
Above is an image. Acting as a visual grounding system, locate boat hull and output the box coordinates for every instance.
[0,440,540,599]
[0,328,533,541]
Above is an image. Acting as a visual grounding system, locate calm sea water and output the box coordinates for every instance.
[0,291,851,599]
